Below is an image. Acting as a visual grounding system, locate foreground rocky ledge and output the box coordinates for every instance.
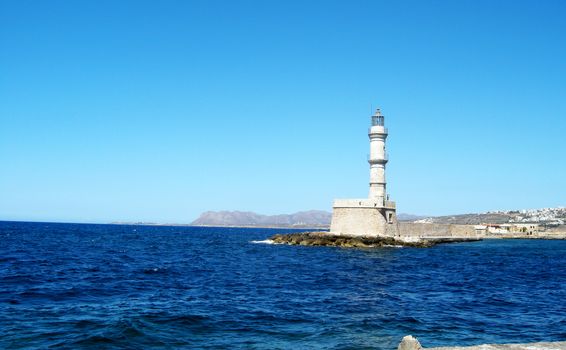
[269,232,480,248]
[398,335,566,350]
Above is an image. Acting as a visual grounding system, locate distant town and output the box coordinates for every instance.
[414,207,565,236]
[416,207,565,225]
[491,207,565,225]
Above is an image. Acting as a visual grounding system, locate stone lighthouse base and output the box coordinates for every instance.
[329,199,398,237]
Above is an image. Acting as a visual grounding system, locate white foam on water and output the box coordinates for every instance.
[250,239,280,245]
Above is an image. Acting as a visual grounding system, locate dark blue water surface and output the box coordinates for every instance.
[1,221,565,349]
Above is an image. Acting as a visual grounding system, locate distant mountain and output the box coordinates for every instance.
[191,210,332,228]
[396,213,427,222]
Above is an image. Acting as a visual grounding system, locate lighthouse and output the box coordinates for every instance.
[329,107,398,237]
[368,108,388,203]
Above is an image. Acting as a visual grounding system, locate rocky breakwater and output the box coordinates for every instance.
[269,232,436,248]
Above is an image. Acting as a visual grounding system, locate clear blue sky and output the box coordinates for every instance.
[1,0,565,223]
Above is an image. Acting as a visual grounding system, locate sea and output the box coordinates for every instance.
[1,221,565,349]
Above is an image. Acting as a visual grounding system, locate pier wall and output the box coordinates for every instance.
[398,222,477,238]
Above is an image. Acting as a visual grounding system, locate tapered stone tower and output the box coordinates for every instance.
[330,108,398,237]
[368,108,388,202]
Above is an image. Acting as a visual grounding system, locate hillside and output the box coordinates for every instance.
[190,210,332,228]
[420,212,514,225]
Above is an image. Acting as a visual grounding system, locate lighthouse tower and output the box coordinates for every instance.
[368,108,388,204]
[329,106,398,237]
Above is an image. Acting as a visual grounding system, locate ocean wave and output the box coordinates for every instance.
[2,221,566,349]
[250,239,279,244]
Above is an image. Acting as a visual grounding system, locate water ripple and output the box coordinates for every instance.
[0,221,565,349]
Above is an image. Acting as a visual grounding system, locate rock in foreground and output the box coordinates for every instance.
[397,335,566,350]
[269,232,435,248]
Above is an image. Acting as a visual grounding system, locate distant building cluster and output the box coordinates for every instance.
[412,207,566,237]
[474,223,540,235]
[477,207,565,236]
[487,207,565,226]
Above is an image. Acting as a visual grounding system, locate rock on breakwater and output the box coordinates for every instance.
[269,232,435,248]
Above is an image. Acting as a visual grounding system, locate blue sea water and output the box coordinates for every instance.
[0,221,565,349]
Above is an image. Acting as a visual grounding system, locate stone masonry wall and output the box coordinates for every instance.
[398,222,477,238]
[330,207,392,237]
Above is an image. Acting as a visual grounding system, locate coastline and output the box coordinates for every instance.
[483,234,566,240]
[399,336,566,350]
